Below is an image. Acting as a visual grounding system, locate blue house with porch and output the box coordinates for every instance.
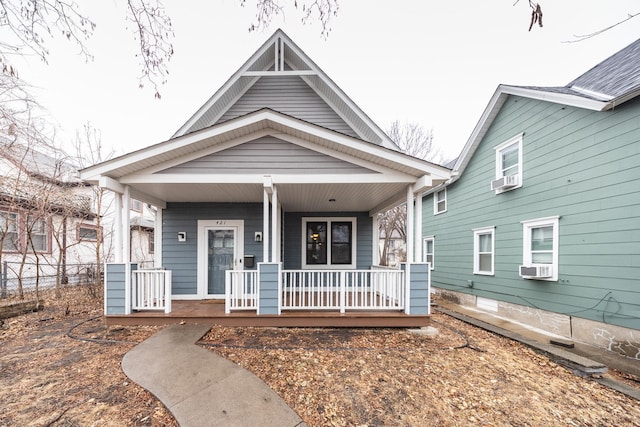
[80,30,451,326]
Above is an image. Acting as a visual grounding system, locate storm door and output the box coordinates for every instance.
[198,220,244,298]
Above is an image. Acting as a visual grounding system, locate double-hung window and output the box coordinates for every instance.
[423,236,435,269]
[434,189,447,214]
[30,218,49,252]
[521,216,559,281]
[303,218,356,269]
[473,227,494,275]
[0,211,19,252]
[493,133,523,193]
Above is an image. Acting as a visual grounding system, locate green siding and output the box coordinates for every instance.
[424,95,640,330]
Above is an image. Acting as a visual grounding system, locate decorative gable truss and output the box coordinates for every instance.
[173,29,399,150]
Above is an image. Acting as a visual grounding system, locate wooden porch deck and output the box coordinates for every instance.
[106,300,430,328]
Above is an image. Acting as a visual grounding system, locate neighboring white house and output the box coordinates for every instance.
[0,143,155,294]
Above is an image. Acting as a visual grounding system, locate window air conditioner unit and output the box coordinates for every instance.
[491,175,519,191]
[519,265,553,279]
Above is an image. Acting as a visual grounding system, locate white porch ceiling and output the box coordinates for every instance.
[131,181,410,213]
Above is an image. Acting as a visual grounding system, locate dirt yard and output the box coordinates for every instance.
[1,285,639,426]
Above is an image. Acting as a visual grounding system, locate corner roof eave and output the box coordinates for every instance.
[80,109,451,184]
[449,83,632,180]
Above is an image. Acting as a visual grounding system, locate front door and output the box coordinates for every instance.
[198,220,244,298]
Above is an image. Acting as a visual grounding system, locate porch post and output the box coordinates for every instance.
[406,185,414,264]
[123,185,131,264]
[262,175,273,262]
[154,207,163,267]
[114,193,123,262]
[257,262,281,315]
[271,186,279,263]
[263,187,270,262]
[372,214,380,266]
[414,192,423,263]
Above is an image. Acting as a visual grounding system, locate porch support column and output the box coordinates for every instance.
[406,185,414,265]
[123,185,131,264]
[271,185,280,263]
[414,192,423,263]
[154,207,163,267]
[372,214,380,266]
[263,187,270,263]
[114,192,123,262]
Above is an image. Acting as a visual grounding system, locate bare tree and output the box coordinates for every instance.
[378,121,442,266]
[0,0,173,98]
[73,123,115,285]
[242,0,339,37]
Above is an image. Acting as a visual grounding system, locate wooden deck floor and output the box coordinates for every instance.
[106,300,430,328]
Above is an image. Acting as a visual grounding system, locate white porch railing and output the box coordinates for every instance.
[281,269,405,313]
[225,270,259,314]
[132,269,172,313]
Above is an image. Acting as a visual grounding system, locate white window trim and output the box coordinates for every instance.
[302,217,357,270]
[423,236,435,270]
[433,188,447,215]
[493,133,524,194]
[473,226,495,275]
[521,216,560,281]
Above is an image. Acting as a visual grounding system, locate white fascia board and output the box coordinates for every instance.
[452,84,610,177]
[80,113,276,179]
[501,86,608,111]
[119,173,415,185]
[269,114,451,177]
[452,87,508,174]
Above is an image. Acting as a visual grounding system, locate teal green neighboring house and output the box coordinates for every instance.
[423,39,640,359]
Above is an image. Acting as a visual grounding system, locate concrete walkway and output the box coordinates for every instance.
[121,323,307,427]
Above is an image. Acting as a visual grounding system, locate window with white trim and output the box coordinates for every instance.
[521,216,559,281]
[493,133,523,193]
[302,217,356,269]
[473,227,494,275]
[434,189,447,214]
[423,236,435,269]
[0,210,19,252]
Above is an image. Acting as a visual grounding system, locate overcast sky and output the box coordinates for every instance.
[12,1,640,162]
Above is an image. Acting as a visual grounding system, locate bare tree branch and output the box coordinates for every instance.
[125,0,174,99]
[563,11,640,43]
[242,0,339,38]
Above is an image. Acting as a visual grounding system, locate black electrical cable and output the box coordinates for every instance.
[66,315,143,345]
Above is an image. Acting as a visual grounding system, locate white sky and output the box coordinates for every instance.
[11,1,640,162]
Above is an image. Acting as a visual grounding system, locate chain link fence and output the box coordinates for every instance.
[0,261,102,299]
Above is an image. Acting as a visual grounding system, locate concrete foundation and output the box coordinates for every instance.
[434,288,640,361]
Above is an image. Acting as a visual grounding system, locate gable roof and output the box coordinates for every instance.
[172,29,400,151]
[80,109,451,213]
[451,38,640,177]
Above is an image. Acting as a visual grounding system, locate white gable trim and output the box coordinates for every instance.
[81,109,450,183]
[170,29,399,150]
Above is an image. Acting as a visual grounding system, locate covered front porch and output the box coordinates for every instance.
[105,260,431,327]
[84,111,450,327]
